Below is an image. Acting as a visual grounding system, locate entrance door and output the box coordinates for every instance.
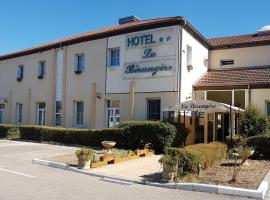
[107,100,120,128]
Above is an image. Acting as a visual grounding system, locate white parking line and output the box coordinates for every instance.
[0,168,35,178]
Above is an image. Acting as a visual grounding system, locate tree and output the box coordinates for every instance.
[240,107,269,137]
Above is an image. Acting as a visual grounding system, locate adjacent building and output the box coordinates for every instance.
[0,16,270,143]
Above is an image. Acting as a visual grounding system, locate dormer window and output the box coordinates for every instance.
[220,59,234,66]
[74,53,84,74]
[17,65,24,82]
[38,61,46,79]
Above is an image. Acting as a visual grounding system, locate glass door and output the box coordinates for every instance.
[107,100,120,128]
[0,104,5,124]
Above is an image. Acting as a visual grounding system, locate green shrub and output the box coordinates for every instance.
[245,135,270,159]
[160,142,227,177]
[75,148,95,161]
[0,124,20,139]
[117,120,177,153]
[240,107,269,137]
[225,135,243,148]
[185,142,227,169]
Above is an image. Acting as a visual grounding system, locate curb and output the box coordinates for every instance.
[32,158,269,199]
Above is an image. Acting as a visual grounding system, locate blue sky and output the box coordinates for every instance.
[1,0,270,55]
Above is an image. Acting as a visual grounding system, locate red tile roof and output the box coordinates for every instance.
[193,66,270,90]
[208,33,270,49]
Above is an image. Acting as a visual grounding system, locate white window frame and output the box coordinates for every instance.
[74,53,85,72]
[0,104,5,124]
[106,100,120,128]
[108,48,120,67]
[37,61,46,78]
[55,101,62,127]
[36,102,46,126]
[74,101,84,127]
[16,103,23,124]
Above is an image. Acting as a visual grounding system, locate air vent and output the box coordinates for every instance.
[257,25,270,36]
[118,16,141,25]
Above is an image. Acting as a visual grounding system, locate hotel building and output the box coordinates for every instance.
[0,16,269,144]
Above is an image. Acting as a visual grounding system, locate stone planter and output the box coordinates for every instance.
[161,163,178,183]
[78,156,92,170]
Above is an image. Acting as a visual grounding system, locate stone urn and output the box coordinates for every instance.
[78,156,91,170]
[102,141,116,154]
[161,163,178,183]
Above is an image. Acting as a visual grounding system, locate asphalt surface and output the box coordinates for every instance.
[0,140,254,200]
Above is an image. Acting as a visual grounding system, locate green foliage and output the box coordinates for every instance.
[160,142,227,177]
[225,135,243,148]
[240,107,269,137]
[0,120,176,152]
[117,120,177,153]
[170,123,189,147]
[245,135,270,159]
[0,124,20,139]
[75,148,95,161]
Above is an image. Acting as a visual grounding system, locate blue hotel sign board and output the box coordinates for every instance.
[124,28,176,79]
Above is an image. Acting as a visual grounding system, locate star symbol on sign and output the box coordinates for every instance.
[166,36,171,41]
[159,37,164,42]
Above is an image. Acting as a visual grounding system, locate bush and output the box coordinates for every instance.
[160,142,227,177]
[19,125,123,147]
[0,124,20,139]
[240,107,269,137]
[117,120,177,153]
[0,120,176,152]
[245,135,270,159]
[225,135,243,148]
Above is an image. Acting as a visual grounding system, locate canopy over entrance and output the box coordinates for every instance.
[163,100,244,113]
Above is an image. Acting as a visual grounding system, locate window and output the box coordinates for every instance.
[36,102,45,125]
[0,104,5,124]
[16,103,23,124]
[266,101,270,117]
[74,101,84,126]
[220,59,234,66]
[109,48,120,67]
[187,45,193,71]
[17,65,24,81]
[147,99,161,121]
[38,61,46,79]
[74,54,84,74]
[106,100,120,128]
[55,101,62,126]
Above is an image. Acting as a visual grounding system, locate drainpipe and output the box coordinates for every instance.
[248,85,251,107]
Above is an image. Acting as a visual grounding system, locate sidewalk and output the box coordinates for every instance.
[91,155,162,182]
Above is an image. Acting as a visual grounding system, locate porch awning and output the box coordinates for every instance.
[163,100,244,113]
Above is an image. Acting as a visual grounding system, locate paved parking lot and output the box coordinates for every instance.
[0,140,253,200]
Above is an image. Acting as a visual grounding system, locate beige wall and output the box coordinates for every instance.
[0,50,55,125]
[65,39,107,128]
[250,89,270,114]
[210,45,270,69]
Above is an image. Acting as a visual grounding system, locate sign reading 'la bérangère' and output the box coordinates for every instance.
[124,28,175,78]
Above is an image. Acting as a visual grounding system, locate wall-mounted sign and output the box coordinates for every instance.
[124,59,175,79]
[126,28,173,48]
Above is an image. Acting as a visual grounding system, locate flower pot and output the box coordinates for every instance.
[162,163,178,182]
[78,156,91,170]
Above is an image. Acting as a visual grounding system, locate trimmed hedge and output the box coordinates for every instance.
[161,142,227,177]
[245,135,270,159]
[117,120,177,153]
[0,124,20,139]
[0,120,176,152]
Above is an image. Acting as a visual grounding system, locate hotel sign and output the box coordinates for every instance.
[124,28,175,79]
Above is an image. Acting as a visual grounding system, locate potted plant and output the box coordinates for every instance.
[75,148,95,170]
[159,155,178,182]
[238,146,254,166]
